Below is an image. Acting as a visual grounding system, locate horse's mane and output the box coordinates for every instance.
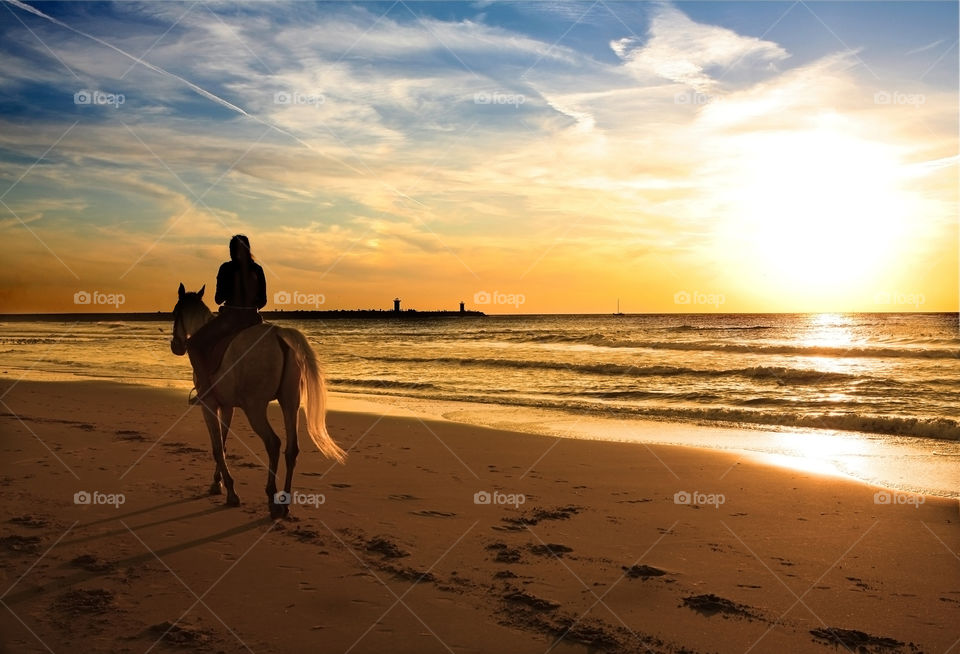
[182,292,211,311]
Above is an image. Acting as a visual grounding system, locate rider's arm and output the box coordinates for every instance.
[215,262,232,306]
[255,264,267,310]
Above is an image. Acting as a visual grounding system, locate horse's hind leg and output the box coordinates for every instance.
[210,407,234,495]
[203,403,239,506]
[245,403,283,519]
[279,371,301,518]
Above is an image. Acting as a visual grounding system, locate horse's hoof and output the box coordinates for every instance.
[226,494,240,507]
[269,504,285,520]
[209,482,222,496]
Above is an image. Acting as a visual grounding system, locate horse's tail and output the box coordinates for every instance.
[276,327,346,463]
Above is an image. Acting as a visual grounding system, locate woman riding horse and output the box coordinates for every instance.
[187,234,267,403]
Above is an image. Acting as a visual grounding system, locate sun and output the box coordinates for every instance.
[716,120,912,294]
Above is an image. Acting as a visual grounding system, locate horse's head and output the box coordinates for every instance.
[170,282,213,356]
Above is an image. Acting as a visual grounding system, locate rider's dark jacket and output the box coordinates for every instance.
[215,261,267,309]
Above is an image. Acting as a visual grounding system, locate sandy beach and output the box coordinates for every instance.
[0,379,956,653]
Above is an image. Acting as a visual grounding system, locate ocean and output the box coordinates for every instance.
[2,312,958,496]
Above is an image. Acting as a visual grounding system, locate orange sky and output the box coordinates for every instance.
[1,2,956,314]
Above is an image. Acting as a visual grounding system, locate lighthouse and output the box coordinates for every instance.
[393,298,401,312]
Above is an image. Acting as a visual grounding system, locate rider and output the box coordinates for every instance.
[187,234,267,403]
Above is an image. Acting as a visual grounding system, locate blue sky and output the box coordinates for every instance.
[0,1,956,312]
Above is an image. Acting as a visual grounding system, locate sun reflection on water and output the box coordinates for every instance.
[803,313,856,348]
[754,430,871,478]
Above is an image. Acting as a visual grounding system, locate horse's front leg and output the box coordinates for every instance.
[202,402,239,506]
[209,406,234,495]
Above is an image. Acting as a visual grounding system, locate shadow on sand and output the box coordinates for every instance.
[4,495,273,606]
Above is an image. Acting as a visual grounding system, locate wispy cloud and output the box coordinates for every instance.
[611,5,788,93]
[904,38,944,56]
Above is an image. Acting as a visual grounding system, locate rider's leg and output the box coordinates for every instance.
[187,316,229,399]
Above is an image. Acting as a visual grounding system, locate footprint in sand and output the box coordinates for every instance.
[845,576,874,591]
[382,564,436,583]
[365,536,408,559]
[682,594,759,619]
[162,442,206,455]
[0,534,42,554]
[52,588,115,616]
[144,621,213,647]
[487,543,524,564]
[115,429,147,441]
[69,554,115,573]
[9,515,48,528]
[622,564,667,579]
[501,505,583,527]
[411,510,457,518]
[809,627,903,651]
[528,543,573,558]
[503,589,559,611]
[290,528,322,542]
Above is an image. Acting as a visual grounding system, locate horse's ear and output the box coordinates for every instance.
[178,283,185,299]
[198,284,205,299]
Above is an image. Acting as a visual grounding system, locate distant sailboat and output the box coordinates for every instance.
[614,299,624,315]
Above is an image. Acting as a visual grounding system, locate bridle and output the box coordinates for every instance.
[170,303,188,356]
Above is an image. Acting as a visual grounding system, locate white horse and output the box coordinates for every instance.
[169,283,345,518]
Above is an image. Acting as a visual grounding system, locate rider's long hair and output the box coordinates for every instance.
[229,234,255,263]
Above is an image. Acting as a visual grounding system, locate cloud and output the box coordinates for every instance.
[0,1,955,311]
[904,38,945,56]
[612,5,788,92]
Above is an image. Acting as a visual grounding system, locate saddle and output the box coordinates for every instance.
[206,309,268,375]
[208,330,240,375]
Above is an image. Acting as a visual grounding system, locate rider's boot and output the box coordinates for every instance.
[188,354,214,406]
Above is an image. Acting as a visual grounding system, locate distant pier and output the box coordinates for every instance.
[0,299,485,322]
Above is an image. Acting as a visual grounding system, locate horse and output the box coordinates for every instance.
[169,283,345,518]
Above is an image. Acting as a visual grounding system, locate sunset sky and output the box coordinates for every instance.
[0,0,956,314]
